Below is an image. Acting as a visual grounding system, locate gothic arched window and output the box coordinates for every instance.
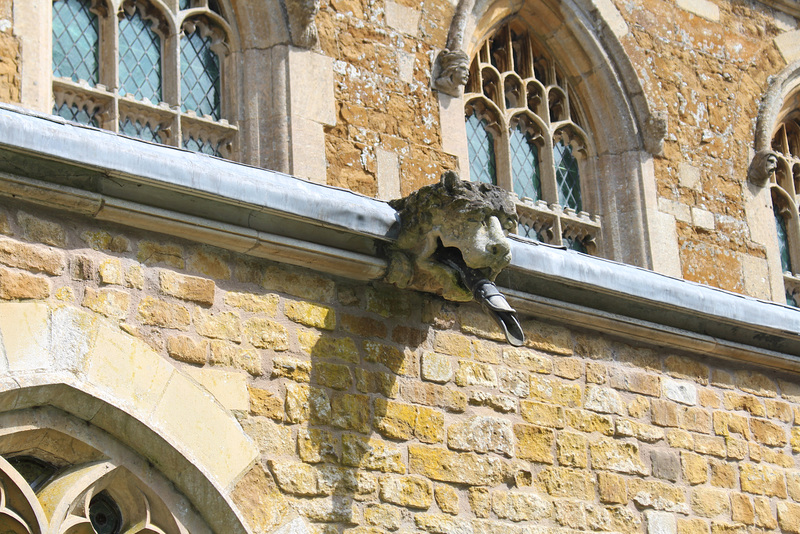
[770,111,800,305]
[51,0,237,158]
[464,21,599,253]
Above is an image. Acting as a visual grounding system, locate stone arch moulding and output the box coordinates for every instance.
[754,59,800,153]
[0,301,258,534]
[437,0,673,272]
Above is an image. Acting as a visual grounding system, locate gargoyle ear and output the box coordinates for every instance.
[442,170,460,192]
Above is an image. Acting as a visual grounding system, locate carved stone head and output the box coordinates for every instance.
[748,149,779,186]
[432,49,470,97]
[386,171,518,301]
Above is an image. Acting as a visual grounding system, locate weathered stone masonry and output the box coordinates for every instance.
[1,198,799,533]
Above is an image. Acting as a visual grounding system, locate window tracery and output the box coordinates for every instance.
[770,111,800,305]
[51,0,237,158]
[464,21,600,253]
[0,410,213,534]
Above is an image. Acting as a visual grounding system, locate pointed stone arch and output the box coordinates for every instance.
[0,301,258,534]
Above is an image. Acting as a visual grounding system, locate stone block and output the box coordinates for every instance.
[749,418,787,446]
[529,376,582,407]
[523,321,572,355]
[536,466,593,499]
[285,300,336,330]
[182,366,249,411]
[678,406,712,433]
[629,479,688,513]
[271,357,311,382]
[556,431,587,467]
[0,266,50,300]
[740,462,787,498]
[597,472,627,504]
[498,367,529,397]
[98,258,125,285]
[137,296,190,329]
[245,317,289,350]
[514,423,554,463]
[520,400,564,428]
[269,460,323,496]
[775,29,800,64]
[225,291,279,314]
[616,418,664,443]
[298,428,339,463]
[777,502,800,534]
[723,391,765,416]
[159,269,215,306]
[331,393,370,433]
[342,434,405,473]
[408,445,505,485]
[82,287,130,319]
[421,351,453,383]
[694,435,726,457]
[730,493,754,524]
[285,383,330,424]
[364,340,415,376]
[400,381,467,412]
[249,386,284,420]
[384,1,420,36]
[585,385,627,415]
[166,335,207,365]
[340,313,388,338]
[137,241,184,268]
[447,416,514,456]
[379,474,432,509]
[734,370,777,397]
[503,346,552,373]
[676,0,719,21]
[434,485,459,515]
[470,391,517,414]
[195,308,241,342]
[0,236,65,275]
[435,331,501,363]
[650,450,680,482]
[709,459,736,489]
[553,358,582,379]
[609,368,661,396]
[663,378,697,405]
[492,490,552,521]
[565,409,613,435]
[646,511,676,534]
[261,263,335,303]
[691,487,730,518]
[455,360,497,387]
[18,211,66,247]
[298,330,359,363]
[590,438,648,475]
[314,361,352,390]
[469,487,491,518]
[210,341,263,376]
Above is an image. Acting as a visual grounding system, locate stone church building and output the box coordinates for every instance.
[0,0,799,532]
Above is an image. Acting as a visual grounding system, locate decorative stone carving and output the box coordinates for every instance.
[748,149,779,186]
[643,109,668,155]
[285,0,321,50]
[386,171,525,345]
[432,49,470,97]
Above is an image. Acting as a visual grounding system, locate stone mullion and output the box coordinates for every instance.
[165,22,181,147]
[495,114,512,192]
[101,9,119,131]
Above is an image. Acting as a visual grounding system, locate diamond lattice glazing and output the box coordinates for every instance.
[181,30,221,119]
[52,0,99,84]
[119,10,162,103]
[119,117,161,143]
[184,135,221,156]
[775,203,792,273]
[554,140,582,211]
[466,113,496,185]
[509,124,540,200]
[53,101,98,127]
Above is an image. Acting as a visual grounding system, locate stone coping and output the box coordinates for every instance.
[1,104,800,363]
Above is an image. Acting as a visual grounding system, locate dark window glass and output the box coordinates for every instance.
[554,139,582,211]
[181,29,221,119]
[119,9,162,102]
[509,123,541,200]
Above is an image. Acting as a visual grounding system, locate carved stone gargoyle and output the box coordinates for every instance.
[385,171,525,346]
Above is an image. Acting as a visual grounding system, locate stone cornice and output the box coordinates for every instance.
[1,105,800,370]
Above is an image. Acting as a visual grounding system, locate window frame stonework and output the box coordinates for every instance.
[463,20,601,253]
[50,0,237,158]
[770,110,800,305]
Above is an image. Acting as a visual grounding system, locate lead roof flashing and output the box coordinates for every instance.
[1,104,799,364]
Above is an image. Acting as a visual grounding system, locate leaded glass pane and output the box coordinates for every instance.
[787,290,798,307]
[52,0,99,84]
[775,203,792,273]
[517,222,544,242]
[564,236,587,253]
[184,135,221,156]
[179,0,191,8]
[554,139,582,211]
[53,101,99,126]
[181,30,221,119]
[510,124,540,200]
[119,117,161,143]
[119,10,162,103]
[466,113,496,185]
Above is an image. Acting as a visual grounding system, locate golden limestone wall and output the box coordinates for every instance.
[317,0,458,197]
[610,0,791,294]
[0,0,19,104]
[1,201,800,534]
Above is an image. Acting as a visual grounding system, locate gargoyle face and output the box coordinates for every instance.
[427,208,517,301]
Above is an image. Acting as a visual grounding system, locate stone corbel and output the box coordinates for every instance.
[283,0,321,50]
[747,149,779,187]
[431,0,475,97]
[385,171,525,345]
